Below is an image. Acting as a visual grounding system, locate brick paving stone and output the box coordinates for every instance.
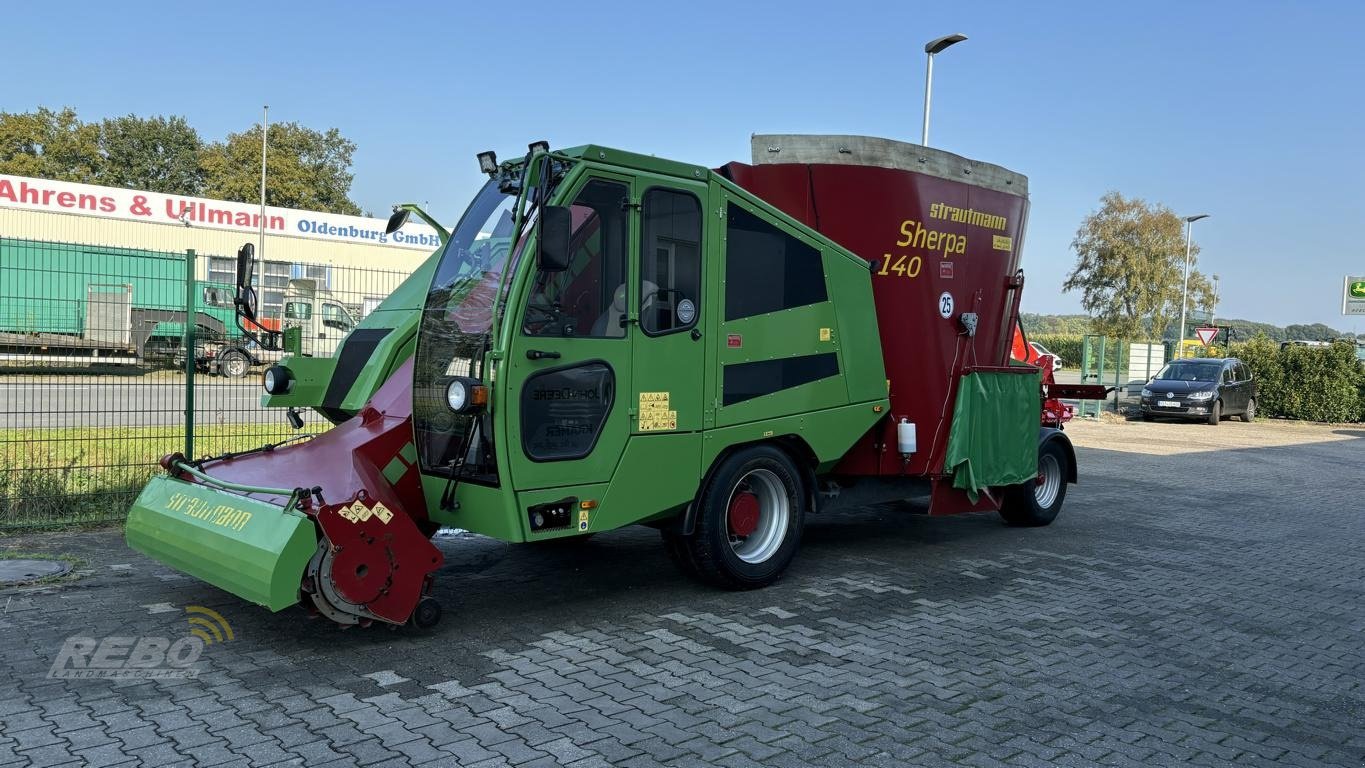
[3,421,1364,767]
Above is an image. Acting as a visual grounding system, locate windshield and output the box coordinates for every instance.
[1155,362,1221,383]
[413,179,522,480]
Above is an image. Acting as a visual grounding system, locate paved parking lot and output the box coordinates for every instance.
[2,418,1363,767]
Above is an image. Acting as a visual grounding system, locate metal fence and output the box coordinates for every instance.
[0,236,412,530]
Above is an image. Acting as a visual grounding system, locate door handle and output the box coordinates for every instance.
[526,349,561,360]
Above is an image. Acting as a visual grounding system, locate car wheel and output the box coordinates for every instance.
[1206,400,1221,426]
[220,350,249,378]
[1242,398,1256,422]
[674,445,805,590]
[1000,440,1069,527]
[1140,413,1154,422]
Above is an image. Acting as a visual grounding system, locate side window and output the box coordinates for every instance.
[724,203,827,321]
[285,301,312,320]
[640,189,702,335]
[1237,363,1250,381]
[1222,365,1234,384]
[524,179,629,338]
[321,302,353,332]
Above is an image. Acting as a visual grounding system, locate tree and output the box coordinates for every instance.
[0,107,103,182]
[98,114,204,195]
[1062,192,1214,340]
[200,122,361,215]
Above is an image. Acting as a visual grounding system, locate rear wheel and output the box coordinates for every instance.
[220,350,249,379]
[671,445,805,590]
[1206,400,1221,426]
[1000,440,1069,527]
[1242,398,1256,422]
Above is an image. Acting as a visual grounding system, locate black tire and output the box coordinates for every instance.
[1242,398,1256,422]
[1206,400,1221,426]
[410,596,442,630]
[1000,440,1069,527]
[674,445,805,590]
[1140,413,1154,422]
[220,350,250,379]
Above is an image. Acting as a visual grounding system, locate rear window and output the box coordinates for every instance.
[724,203,828,320]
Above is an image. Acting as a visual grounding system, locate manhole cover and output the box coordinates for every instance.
[0,559,72,585]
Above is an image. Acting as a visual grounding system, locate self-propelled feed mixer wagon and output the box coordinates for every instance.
[126,134,1098,628]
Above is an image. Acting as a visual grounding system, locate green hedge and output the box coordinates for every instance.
[1235,336,1365,422]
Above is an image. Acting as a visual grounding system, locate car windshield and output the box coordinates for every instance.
[412,179,524,479]
[420,180,518,336]
[1155,362,1221,382]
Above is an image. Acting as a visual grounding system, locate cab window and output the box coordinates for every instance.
[321,302,353,332]
[285,301,312,320]
[640,188,702,335]
[524,179,629,338]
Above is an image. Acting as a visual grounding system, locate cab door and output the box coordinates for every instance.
[505,175,635,491]
[628,179,707,448]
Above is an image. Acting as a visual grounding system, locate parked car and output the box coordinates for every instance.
[1139,357,1256,425]
[1029,341,1064,371]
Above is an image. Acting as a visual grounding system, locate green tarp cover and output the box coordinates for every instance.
[943,370,1040,500]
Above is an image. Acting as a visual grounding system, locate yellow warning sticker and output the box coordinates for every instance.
[578,509,590,531]
[819,327,832,342]
[638,392,676,431]
[639,414,678,431]
[352,501,373,523]
[992,235,1013,252]
[372,503,393,524]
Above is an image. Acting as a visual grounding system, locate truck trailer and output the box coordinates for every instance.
[125,135,1097,629]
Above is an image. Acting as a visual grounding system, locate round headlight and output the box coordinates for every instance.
[446,379,469,412]
[263,365,292,394]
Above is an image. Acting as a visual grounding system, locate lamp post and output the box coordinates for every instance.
[922,33,967,147]
[259,105,269,263]
[1178,213,1209,358]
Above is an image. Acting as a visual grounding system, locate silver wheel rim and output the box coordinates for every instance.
[1247,400,1255,419]
[726,468,790,564]
[1034,454,1061,509]
[226,357,246,377]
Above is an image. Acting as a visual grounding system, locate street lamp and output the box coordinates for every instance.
[922,33,967,147]
[1178,213,1209,358]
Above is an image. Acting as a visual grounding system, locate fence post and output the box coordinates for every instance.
[184,248,196,459]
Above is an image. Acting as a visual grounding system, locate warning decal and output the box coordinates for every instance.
[638,391,678,432]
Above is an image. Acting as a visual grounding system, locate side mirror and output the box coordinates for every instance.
[235,242,255,291]
[385,208,411,236]
[234,242,258,322]
[537,205,572,272]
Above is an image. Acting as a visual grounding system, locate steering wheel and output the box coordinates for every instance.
[523,300,564,335]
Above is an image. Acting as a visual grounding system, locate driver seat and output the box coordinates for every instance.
[591,281,657,337]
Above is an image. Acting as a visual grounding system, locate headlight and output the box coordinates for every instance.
[445,377,488,413]
[1186,390,1215,401]
[262,365,293,394]
[446,379,469,411]
[1140,388,1153,398]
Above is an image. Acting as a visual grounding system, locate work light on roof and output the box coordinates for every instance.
[528,140,549,154]
[477,151,498,176]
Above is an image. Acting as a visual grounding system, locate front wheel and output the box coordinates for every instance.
[1000,440,1069,527]
[1206,400,1222,426]
[671,445,805,590]
[220,350,249,379]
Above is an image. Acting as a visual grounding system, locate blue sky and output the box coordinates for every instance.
[7,1,1364,330]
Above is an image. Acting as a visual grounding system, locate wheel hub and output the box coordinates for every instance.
[728,491,760,537]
